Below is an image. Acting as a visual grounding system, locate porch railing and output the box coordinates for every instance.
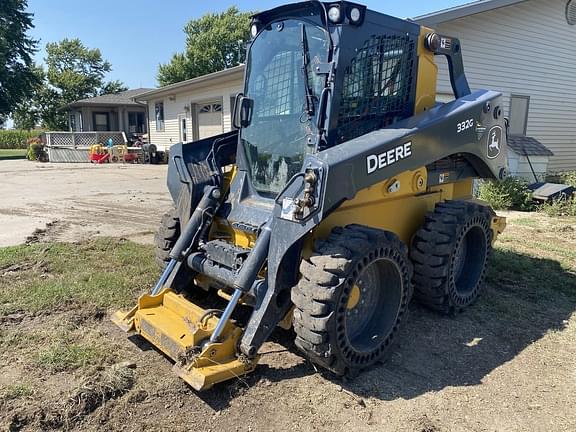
[44,131,127,148]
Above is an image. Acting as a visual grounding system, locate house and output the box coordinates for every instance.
[135,0,576,176]
[65,88,152,136]
[415,0,576,174]
[134,67,244,149]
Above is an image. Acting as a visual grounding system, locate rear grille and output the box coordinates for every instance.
[337,34,416,143]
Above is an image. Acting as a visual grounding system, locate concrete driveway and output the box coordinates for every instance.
[0,160,172,247]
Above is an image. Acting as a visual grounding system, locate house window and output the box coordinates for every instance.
[509,95,530,136]
[93,112,109,131]
[155,102,165,131]
[128,112,146,134]
[199,103,222,113]
[69,114,77,132]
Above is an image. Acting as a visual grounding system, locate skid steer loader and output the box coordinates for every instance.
[113,1,508,390]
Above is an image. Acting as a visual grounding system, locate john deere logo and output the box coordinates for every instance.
[487,126,502,159]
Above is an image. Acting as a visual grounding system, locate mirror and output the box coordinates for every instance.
[233,94,254,129]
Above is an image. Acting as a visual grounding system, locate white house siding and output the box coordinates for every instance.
[428,0,576,172]
[508,153,550,181]
[146,78,243,151]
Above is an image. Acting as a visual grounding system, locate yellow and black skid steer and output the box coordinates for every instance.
[113,1,508,391]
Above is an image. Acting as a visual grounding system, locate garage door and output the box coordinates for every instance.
[198,102,223,139]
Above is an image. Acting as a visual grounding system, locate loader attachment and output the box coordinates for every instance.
[113,288,259,391]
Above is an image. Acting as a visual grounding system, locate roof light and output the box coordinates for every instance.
[250,24,259,38]
[346,6,365,26]
[349,7,361,24]
[328,6,341,23]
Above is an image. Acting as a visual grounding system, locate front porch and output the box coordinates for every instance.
[65,88,152,138]
[68,107,147,135]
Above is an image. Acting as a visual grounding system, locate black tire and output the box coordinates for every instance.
[410,200,494,314]
[154,208,180,268]
[292,225,413,376]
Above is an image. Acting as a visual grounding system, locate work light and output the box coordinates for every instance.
[349,7,361,23]
[328,5,342,23]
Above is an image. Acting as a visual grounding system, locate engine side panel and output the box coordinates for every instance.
[318,89,507,215]
[314,168,474,246]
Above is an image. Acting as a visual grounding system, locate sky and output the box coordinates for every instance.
[26,0,467,90]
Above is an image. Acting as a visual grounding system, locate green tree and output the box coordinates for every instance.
[11,64,66,130]
[45,38,112,101]
[13,106,38,130]
[36,84,67,130]
[14,39,128,130]
[12,64,44,130]
[99,80,128,95]
[158,7,252,86]
[0,0,39,117]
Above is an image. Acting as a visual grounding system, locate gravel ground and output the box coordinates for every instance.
[0,160,171,247]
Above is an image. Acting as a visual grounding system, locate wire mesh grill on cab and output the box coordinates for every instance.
[337,34,416,143]
[254,51,297,117]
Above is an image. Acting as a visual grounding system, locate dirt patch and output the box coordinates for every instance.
[25,221,65,244]
[67,307,107,327]
[4,364,134,432]
[0,259,49,277]
[41,364,135,430]
[412,414,442,432]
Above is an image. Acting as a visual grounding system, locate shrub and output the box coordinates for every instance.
[540,198,576,217]
[27,143,47,162]
[560,171,576,188]
[477,177,534,211]
[0,130,42,149]
[546,171,576,188]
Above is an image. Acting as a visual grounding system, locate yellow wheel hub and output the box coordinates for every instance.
[347,284,361,309]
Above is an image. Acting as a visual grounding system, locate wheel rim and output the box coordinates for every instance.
[453,224,487,295]
[344,258,403,353]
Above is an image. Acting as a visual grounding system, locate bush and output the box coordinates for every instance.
[477,177,534,211]
[540,198,576,217]
[27,143,47,162]
[546,171,576,188]
[0,130,42,149]
[560,171,576,188]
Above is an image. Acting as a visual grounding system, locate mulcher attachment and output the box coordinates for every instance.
[112,289,258,391]
[112,184,270,391]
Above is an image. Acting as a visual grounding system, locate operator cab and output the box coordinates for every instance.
[235,1,420,197]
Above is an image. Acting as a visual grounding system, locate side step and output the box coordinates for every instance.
[112,289,258,391]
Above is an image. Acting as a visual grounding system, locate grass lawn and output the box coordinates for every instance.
[0,238,158,315]
[0,149,27,160]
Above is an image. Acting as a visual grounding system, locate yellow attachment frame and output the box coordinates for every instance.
[112,289,258,391]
